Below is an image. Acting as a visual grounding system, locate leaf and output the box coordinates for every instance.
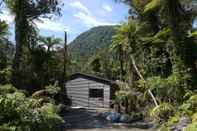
[189,31,197,37]
[144,0,161,13]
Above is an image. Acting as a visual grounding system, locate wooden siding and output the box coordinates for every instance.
[66,78,111,108]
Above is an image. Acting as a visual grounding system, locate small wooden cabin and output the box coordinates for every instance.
[65,73,116,108]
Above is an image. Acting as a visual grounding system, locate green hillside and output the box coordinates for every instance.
[68,25,117,61]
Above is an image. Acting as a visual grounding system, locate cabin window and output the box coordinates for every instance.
[89,89,104,98]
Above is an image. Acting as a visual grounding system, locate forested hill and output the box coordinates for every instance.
[68,25,117,60]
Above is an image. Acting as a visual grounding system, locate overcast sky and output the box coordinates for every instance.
[0,0,129,43]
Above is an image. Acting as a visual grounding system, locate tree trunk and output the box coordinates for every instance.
[12,0,26,88]
[130,55,159,107]
[119,45,124,81]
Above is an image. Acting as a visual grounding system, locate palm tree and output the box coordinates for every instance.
[111,23,130,81]
[112,19,159,107]
[39,36,62,53]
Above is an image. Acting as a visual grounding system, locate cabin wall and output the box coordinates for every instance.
[66,78,111,108]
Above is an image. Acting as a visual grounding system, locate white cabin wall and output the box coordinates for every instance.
[66,78,111,108]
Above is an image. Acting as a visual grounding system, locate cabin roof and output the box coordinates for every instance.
[67,73,116,86]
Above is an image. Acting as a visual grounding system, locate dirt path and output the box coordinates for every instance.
[63,108,155,131]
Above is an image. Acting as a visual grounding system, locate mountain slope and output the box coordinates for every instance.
[68,25,117,61]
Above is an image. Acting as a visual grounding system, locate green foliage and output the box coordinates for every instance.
[144,0,161,13]
[0,85,64,131]
[0,67,11,84]
[88,56,102,73]
[140,73,186,104]
[166,114,181,127]
[44,85,61,95]
[180,94,197,116]
[69,26,116,61]
[30,44,64,89]
[5,0,62,90]
[150,103,175,123]
[32,84,61,104]
[39,36,62,52]
[0,21,14,76]
[189,31,197,37]
[0,20,8,39]
[114,81,133,104]
[185,122,197,131]
[114,81,143,113]
[69,26,117,74]
[191,113,197,122]
[0,84,16,94]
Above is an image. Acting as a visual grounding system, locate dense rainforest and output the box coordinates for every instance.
[0,0,197,131]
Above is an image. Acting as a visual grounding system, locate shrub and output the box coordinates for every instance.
[32,85,60,98]
[191,113,197,122]
[185,122,197,131]
[0,88,64,131]
[180,94,197,116]
[0,84,16,94]
[0,67,11,84]
[140,73,185,104]
[114,80,141,113]
[150,103,175,123]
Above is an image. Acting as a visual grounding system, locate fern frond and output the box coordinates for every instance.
[144,0,161,13]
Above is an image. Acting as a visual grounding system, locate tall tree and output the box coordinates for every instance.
[112,19,159,106]
[144,0,197,87]
[111,24,129,81]
[5,0,62,89]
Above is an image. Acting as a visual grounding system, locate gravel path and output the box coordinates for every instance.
[63,108,155,131]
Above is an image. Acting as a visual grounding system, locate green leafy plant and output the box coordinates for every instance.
[185,122,197,131]
[0,84,16,94]
[0,67,11,84]
[0,86,64,131]
[150,103,175,123]
[180,94,197,116]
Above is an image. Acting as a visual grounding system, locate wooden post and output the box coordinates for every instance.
[62,31,68,97]
[63,31,68,91]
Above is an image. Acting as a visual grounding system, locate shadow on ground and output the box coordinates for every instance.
[63,108,110,129]
[63,108,155,131]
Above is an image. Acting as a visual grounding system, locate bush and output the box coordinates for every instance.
[0,67,11,84]
[192,113,197,122]
[185,122,197,131]
[0,84,16,94]
[140,73,185,104]
[150,103,175,123]
[114,80,142,113]
[180,94,197,116]
[32,85,60,98]
[0,87,64,131]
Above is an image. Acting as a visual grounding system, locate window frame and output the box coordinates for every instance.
[89,88,104,98]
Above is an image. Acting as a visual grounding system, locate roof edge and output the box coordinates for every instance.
[67,73,116,86]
